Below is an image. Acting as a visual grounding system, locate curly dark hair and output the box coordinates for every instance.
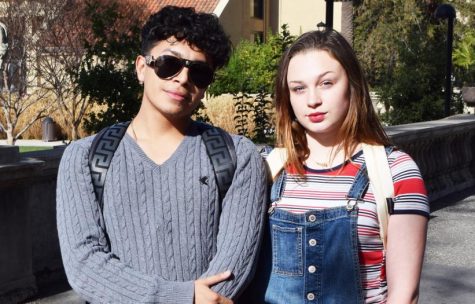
[141,6,232,70]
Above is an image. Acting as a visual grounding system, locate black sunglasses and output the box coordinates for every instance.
[145,55,214,89]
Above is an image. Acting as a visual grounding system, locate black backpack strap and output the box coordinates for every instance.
[201,127,237,201]
[88,121,130,209]
[88,122,237,209]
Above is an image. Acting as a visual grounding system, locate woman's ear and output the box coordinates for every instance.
[136,55,146,84]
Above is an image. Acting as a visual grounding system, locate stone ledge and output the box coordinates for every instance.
[386,114,475,202]
[0,145,20,165]
[0,159,45,186]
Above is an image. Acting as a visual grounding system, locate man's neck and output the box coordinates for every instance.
[133,102,193,139]
[128,107,193,165]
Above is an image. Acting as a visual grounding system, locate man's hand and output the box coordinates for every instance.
[194,271,233,304]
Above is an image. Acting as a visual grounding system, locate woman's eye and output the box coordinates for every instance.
[291,86,305,93]
[321,80,333,87]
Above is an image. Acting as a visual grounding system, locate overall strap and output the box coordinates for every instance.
[88,121,130,210]
[384,146,394,157]
[346,162,370,202]
[270,171,286,203]
[201,127,237,201]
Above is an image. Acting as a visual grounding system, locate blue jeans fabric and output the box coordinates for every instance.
[243,163,370,304]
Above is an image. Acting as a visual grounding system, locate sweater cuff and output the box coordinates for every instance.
[157,279,195,304]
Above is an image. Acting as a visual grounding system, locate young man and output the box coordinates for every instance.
[56,6,267,303]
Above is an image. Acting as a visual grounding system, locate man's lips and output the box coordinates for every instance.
[166,90,188,101]
[307,112,326,123]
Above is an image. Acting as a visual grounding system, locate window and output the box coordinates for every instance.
[252,0,264,19]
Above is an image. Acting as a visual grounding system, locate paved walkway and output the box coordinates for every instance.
[24,188,475,304]
[419,188,475,303]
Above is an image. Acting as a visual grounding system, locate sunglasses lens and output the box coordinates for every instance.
[152,55,214,89]
[189,64,214,89]
[155,56,183,79]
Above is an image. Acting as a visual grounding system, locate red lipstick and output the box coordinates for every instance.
[307,112,325,123]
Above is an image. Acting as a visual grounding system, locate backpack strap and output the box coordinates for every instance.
[362,144,394,250]
[264,147,287,181]
[201,127,237,200]
[88,122,130,210]
[88,123,237,211]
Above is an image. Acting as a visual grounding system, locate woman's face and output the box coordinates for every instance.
[287,49,350,141]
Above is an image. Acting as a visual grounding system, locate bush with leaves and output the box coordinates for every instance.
[453,30,475,86]
[250,88,275,143]
[208,25,294,143]
[209,24,294,96]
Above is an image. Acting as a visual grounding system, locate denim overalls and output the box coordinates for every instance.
[247,161,371,304]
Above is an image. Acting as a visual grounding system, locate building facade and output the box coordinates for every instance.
[146,0,348,45]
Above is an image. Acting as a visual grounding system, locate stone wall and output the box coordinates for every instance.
[0,146,65,304]
[386,114,475,202]
[26,148,70,296]
[0,114,474,302]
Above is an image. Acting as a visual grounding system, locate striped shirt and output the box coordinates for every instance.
[272,149,429,303]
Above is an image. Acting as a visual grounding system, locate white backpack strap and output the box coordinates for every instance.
[265,148,288,181]
[362,143,394,250]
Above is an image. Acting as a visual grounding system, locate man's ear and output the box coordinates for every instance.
[196,90,205,101]
[136,55,146,83]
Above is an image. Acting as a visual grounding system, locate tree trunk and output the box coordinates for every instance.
[6,129,14,145]
[71,124,79,140]
[341,1,354,45]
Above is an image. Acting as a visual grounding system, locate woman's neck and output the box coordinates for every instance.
[305,133,346,168]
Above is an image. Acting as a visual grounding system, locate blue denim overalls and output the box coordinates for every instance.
[246,161,371,304]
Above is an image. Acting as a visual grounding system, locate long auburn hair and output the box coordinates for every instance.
[275,29,391,176]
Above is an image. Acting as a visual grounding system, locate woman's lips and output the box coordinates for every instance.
[307,112,325,123]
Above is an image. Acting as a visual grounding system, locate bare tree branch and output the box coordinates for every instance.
[0,0,56,144]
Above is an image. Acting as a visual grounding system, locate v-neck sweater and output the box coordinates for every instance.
[56,122,267,303]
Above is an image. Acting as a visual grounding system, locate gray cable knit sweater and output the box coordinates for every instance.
[56,123,267,303]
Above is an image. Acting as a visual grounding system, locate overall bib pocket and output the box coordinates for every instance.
[271,224,303,276]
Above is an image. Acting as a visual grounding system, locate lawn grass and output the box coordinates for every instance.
[19,146,54,153]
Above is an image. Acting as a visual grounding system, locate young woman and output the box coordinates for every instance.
[247,30,429,304]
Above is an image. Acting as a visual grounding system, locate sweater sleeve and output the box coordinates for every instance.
[198,136,268,299]
[56,140,194,303]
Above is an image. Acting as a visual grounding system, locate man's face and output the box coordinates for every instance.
[136,38,212,123]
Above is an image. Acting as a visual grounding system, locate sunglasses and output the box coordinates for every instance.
[144,55,214,89]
